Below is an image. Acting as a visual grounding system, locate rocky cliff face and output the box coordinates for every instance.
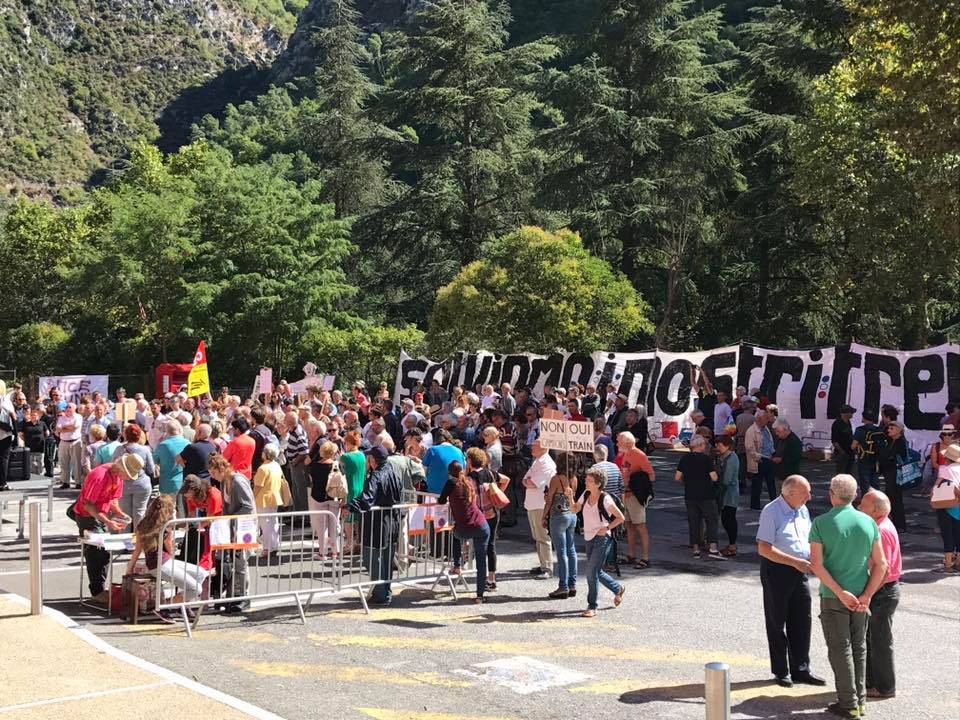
[0,0,290,198]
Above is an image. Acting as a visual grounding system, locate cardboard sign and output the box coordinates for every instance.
[539,417,594,453]
[258,368,273,397]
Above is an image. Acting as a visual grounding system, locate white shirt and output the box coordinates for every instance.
[57,413,82,442]
[580,491,616,541]
[713,402,732,435]
[523,453,556,510]
[480,393,500,410]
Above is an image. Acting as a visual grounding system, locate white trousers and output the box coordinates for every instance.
[159,558,209,601]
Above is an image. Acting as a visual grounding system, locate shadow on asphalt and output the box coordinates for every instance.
[619,679,835,717]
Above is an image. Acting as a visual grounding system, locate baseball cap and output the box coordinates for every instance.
[840,404,856,414]
[365,445,389,465]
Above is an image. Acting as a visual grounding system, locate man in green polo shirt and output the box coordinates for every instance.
[810,474,888,719]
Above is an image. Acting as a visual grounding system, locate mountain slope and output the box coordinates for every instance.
[0,0,292,199]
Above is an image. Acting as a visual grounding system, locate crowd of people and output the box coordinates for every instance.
[1,373,959,717]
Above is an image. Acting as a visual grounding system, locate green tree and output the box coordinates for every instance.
[427,226,652,355]
[300,323,427,387]
[542,0,746,347]
[371,0,557,320]
[297,0,402,219]
[5,322,70,377]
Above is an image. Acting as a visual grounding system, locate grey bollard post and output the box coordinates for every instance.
[47,480,54,522]
[29,501,43,615]
[704,662,731,720]
[17,494,28,540]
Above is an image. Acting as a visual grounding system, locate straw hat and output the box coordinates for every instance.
[114,454,145,480]
[944,444,960,463]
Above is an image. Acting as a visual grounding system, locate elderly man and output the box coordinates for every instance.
[771,418,803,492]
[56,402,84,489]
[177,423,216,481]
[810,474,888,719]
[747,409,776,509]
[859,490,901,700]
[618,431,655,569]
[756,475,826,688]
[346,446,403,605]
[523,439,556,578]
[282,411,310,512]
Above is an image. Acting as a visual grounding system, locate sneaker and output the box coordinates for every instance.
[532,570,551,579]
[866,688,895,699]
[548,588,569,599]
[707,550,727,561]
[826,702,860,718]
[528,566,544,575]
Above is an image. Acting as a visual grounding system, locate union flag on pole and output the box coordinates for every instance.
[187,340,210,397]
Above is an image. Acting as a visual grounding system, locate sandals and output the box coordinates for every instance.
[614,587,626,607]
[634,559,650,570]
[720,547,738,557]
[486,582,497,591]
[581,609,597,618]
[933,564,955,574]
[692,549,701,559]
[474,596,487,604]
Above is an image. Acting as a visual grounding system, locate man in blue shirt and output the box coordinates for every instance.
[422,429,465,494]
[756,475,826,688]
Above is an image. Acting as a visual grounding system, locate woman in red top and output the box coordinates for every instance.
[181,474,223,575]
[439,461,490,603]
[223,416,256,479]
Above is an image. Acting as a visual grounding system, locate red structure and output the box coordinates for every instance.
[155,363,192,397]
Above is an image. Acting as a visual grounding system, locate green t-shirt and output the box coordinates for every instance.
[809,504,879,598]
[340,450,368,503]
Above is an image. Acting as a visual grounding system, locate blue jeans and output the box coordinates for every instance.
[454,521,490,597]
[585,534,622,610]
[856,462,879,498]
[363,545,393,603]
[549,512,577,590]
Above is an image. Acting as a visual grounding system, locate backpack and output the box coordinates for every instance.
[597,491,626,523]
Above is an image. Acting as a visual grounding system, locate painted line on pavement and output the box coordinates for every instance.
[307,633,767,667]
[2,592,287,720]
[232,660,472,688]
[0,566,80,576]
[0,682,169,713]
[356,708,515,720]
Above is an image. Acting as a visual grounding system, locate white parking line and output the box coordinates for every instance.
[0,682,170,713]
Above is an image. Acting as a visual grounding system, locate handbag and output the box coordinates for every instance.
[895,449,922,487]
[931,477,959,509]
[325,462,348,501]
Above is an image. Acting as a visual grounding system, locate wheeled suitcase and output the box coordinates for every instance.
[6,447,31,481]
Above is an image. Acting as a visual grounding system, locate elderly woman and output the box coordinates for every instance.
[112,423,157,530]
[253,443,284,555]
[877,421,908,532]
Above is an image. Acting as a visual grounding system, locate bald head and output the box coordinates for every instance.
[195,423,212,440]
[860,490,891,522]
[781,474,811,509]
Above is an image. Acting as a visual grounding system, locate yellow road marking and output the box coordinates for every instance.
[356,708,516,720]
[324,607,635,631]
[569,679,688,694]
[307,633,765,667]
[232,660,471,688]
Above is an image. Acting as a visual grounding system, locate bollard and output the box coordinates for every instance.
[47,480,54,522]
[17,494,28,540]
[704,662,731,720]
[29,501,43,615]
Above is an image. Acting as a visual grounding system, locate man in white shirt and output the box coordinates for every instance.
[57,402,84,488]
[522,440,555,578]
[714,391,733,436]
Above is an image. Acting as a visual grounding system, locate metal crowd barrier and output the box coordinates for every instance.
[152,502,472,636]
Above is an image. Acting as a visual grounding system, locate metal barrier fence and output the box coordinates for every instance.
[152,502,473,636]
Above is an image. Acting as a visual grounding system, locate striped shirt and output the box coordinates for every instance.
[591,461,624,498]
[285,423,309,460]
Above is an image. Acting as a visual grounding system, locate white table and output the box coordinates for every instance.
[78,532,135,615]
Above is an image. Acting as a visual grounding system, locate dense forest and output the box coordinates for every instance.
[0,0,957,387]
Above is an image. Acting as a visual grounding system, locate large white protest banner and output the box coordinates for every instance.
[38,375,109,405]
[394,343,960,451]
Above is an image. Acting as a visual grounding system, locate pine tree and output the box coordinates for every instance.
[298,0,402,219]
[543,0,746,347]
[377,0,557,281]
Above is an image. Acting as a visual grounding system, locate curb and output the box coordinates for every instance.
[3,592,286,720]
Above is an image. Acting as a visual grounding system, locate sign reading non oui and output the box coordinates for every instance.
[539,417,594,453]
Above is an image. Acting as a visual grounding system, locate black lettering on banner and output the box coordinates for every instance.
[399,359,429,399]
[948,351,960,402]
[462,353,494,392]
[559,353,595,390]
[489,356,503,388]
[616,357,656,408]
[799,349,824,419]
[700,351,737,397]
[862,352,902,420]
[656,359,693,416]
[759,354,803,405]
[500,355,531,391]
[595,355,619,394]
[422,361,446,391]
[827,345,862,417]
[530,355,564,393]
[903,355,945,430]
[445,352,465,392]
[645,357,662,414]
[736,345,764,391]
